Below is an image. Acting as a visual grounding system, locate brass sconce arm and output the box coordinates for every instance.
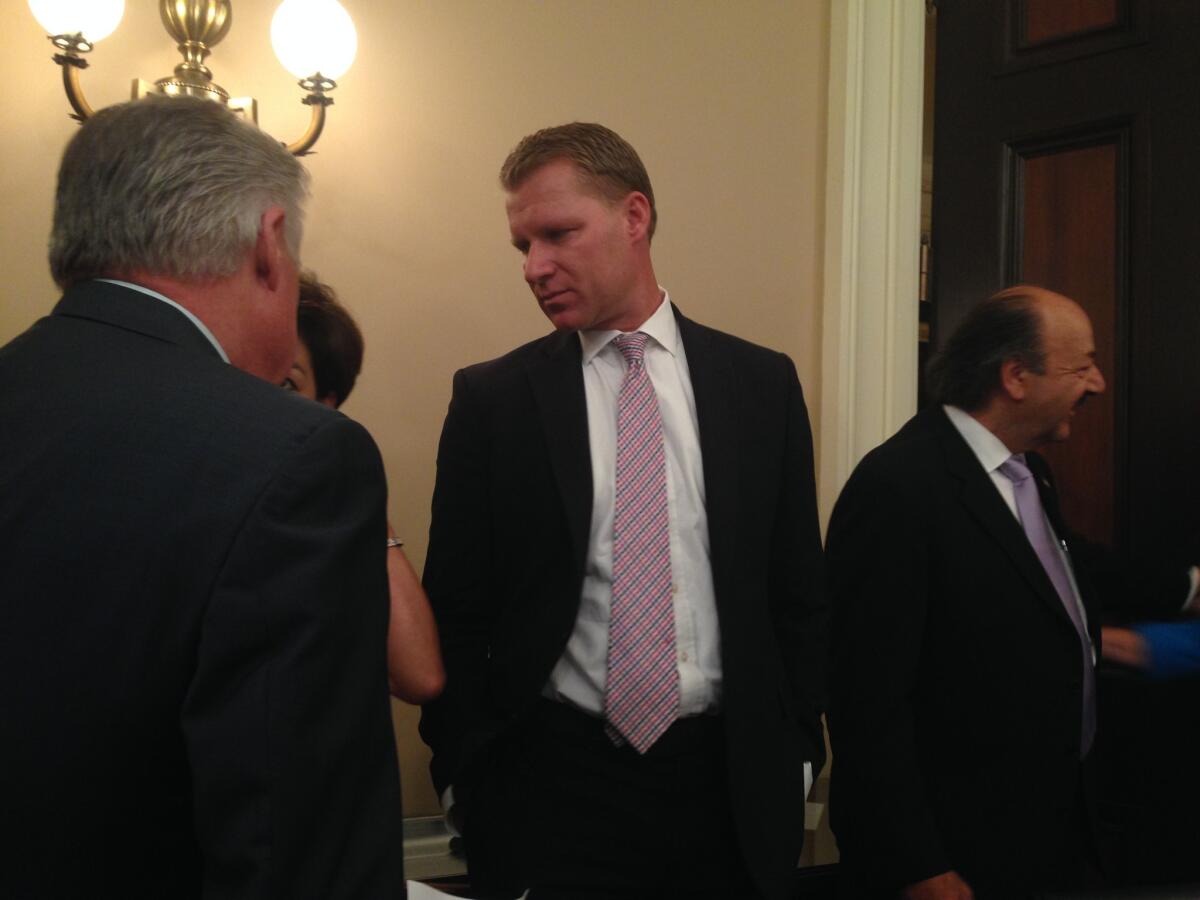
[285,74,336,157]
[50,34,96,122]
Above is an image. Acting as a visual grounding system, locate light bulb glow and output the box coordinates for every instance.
[271,0,357,81]
[28,0,124,42]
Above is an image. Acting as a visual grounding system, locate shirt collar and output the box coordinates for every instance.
[97,278,230,364]
[943,404,1014,474]
[578,288,675,365]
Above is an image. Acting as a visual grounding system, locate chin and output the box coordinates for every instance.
[543,310,584,332]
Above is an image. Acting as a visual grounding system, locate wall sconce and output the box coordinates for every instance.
[27,0,358,156]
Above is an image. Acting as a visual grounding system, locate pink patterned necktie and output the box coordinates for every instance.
[998,454,1096,756]
[604,332,680,753]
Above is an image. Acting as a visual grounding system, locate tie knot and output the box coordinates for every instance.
[998,454,1032,485]
[613,332,650,367]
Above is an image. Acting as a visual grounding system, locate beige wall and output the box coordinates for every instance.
[0,0,830,817]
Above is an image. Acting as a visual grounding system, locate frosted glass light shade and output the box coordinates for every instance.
[28,0,124,41]
[271,0,357,81]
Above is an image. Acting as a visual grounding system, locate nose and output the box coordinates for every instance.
[523,242,554,284]
[1088,364,1106,394]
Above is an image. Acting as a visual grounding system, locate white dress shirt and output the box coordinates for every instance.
[545,291,722,716]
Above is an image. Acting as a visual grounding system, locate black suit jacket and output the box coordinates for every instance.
[419,305,826,900]
[0,281,404,899]
[827,406,1114,895]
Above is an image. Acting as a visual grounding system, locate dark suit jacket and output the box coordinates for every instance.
[826,406,1127,896]
[0,281,404,899]
[419,305,826,900]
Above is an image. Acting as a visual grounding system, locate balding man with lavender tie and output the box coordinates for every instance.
[827,285,1192,899]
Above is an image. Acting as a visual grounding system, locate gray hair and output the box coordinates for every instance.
[50,95,309,289]
[926,287,1048,412]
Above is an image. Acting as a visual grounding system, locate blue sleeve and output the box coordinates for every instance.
[1134,619,1200,680]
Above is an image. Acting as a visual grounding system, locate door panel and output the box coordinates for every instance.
[1014,134,1123,546]
[1021,0,1123,47]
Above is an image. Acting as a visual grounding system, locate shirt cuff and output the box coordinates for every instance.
[440,785,460,838]
[1184,566,1200,613]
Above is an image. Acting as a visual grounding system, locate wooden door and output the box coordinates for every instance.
[931,0,1200,885]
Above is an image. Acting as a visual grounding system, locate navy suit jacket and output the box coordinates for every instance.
[420,305,827,900]
[0,281,404,899]
[828,406,1110,894]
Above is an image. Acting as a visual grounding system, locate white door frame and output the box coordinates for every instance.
[819,0,927,527]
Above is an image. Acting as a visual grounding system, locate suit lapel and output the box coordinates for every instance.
[675,310,740,589]
[1028,453,1100,636]
[1028,454,1069,541]
[932,409,1075,626]
[525,331,593,578]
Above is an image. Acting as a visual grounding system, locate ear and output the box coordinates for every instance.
[319,393,339,409]
[622,191,652,243]
[254,206,291,293]
[999,358,1027,400]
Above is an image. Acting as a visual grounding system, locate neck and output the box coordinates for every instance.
[118,270,233,341]
[116,265,275,381]
[970,403,1037,455]
[612,263,663,332]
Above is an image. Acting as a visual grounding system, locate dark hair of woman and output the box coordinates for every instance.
[296,273,364,408]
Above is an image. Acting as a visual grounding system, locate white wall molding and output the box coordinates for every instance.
[819,0,926,527]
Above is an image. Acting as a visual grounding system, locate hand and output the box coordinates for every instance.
[1101,626,1149,669]
[902,870,974,900]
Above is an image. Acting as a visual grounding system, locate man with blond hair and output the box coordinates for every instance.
[420,122,827,899]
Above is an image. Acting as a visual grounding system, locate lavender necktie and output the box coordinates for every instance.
[998,454,1096,756]
[604,332,679,753]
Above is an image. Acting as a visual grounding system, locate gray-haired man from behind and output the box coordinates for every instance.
[0,96,404,899]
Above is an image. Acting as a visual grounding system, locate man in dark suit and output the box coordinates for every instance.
[826,285,1189,899]
[419,122,826,899]
[0,96,404,899]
